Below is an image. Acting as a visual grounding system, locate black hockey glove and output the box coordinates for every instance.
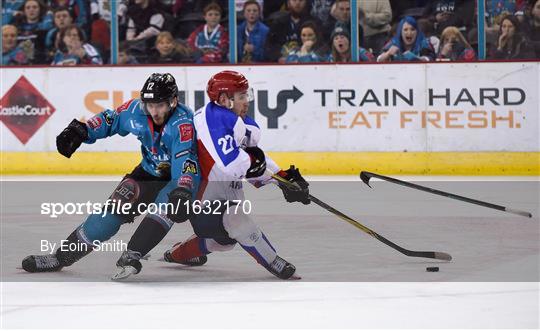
[244,146,266,178]
[167,187,192,223]
[277,165,310,205]
[56,119,89,158]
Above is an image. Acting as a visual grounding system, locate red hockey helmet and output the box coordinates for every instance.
[206,70,249,102]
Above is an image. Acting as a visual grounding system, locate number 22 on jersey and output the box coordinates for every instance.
[218,135,234,155]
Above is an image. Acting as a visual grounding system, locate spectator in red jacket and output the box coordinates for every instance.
[187,2,229,63]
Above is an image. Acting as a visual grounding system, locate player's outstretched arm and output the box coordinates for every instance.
[56,119,88,158]
[57,99,136,159]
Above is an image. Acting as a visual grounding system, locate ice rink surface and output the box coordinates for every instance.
[1,175,539,328]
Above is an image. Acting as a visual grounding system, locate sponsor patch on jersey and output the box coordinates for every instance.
[182,159,198,175]
[116,99,133,113]
[177,175,193,190]
[87,116,102,130]
[175,149,189,159]
[179,123,193,142]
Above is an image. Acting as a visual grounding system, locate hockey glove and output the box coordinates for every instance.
[277,165,310,205]
[56,119,89,158]
[167,187,192,223]
[245,146,266,178]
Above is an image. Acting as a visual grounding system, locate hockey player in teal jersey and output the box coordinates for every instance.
[22,73,201,280]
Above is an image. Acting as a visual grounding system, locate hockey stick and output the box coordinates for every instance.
[271,172,452,261]
[360,171,532,218]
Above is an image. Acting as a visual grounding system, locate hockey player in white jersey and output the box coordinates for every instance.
[163,70,310,280]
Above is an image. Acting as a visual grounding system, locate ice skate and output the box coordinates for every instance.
[111,250,143,280]
[163,248,208,266]
[21,254,63,273]
[266,256,301,280]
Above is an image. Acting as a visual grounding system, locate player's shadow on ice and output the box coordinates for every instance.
[110,265,288,282]
[14,267,87,281]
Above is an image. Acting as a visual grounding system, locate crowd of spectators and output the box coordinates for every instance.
[2,0,539,66]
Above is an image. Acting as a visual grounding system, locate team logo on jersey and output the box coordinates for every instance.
[115,99,133,113]
[179,123,193,142]
[182,159,198,175]
[87,116,102,130]
[177,175,193,190]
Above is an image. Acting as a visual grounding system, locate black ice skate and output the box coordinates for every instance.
[266,256,300,280]
[21,231,93,273]
[21,254,63,273]
[163,249,208,266]
[112,250,143,280]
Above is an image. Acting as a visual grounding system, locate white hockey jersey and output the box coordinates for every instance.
[194,102,279,201]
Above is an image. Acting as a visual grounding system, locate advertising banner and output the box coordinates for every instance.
[1,63,538,153]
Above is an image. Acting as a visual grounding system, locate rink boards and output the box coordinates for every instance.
[1,62,539,175]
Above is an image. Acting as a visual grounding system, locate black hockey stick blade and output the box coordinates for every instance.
[359,171,373,188]
[359,171,532,218]
[271,173,452,261]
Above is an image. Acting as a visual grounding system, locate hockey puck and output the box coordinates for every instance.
[426,267,439,272]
